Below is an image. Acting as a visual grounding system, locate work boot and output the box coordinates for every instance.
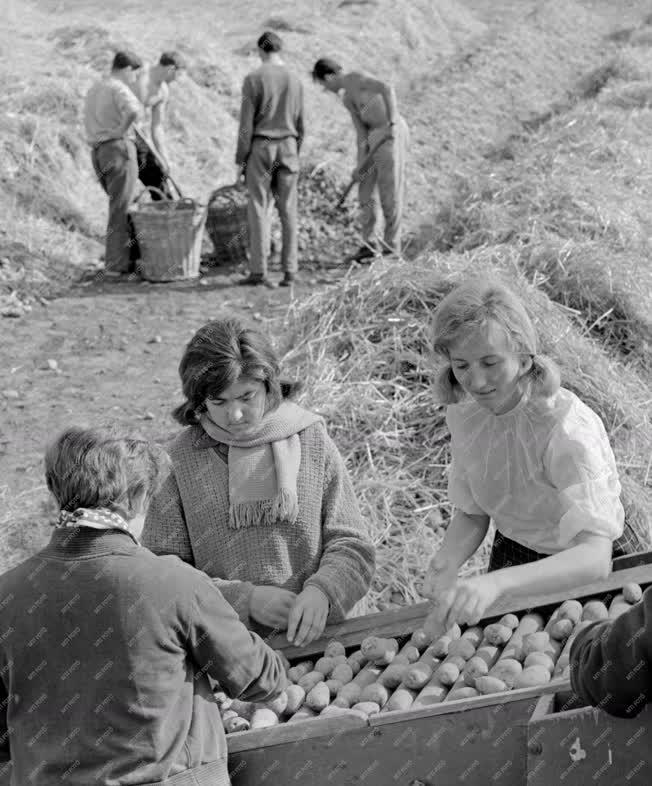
[347,245,377,264]
[279,272,297,287]
[237,273,277,289]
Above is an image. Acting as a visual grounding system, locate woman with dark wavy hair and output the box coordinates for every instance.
[142,319,375,647]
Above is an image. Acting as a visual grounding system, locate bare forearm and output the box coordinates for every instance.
[494,542,611,600]
[151,128,169,164]
[437,511,490,570]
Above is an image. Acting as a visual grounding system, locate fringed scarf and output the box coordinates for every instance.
[199,401,322,529]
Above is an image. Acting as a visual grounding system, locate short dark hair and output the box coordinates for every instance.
[257,31,283,53]
[45,428,168,518]
[159,50,186,69]
[173,319,300,425]
[312,58,343,82]
[111,50,142,71]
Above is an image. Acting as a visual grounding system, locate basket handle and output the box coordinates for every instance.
[136,186,171,205]
[208,182,247,206]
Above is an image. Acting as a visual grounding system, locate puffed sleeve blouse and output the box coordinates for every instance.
[445,387,624,554]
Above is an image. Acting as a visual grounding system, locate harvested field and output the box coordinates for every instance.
[2,0,652,609]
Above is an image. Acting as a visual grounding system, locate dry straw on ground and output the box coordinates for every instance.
[283,254,652,609]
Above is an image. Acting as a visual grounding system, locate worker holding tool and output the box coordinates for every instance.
[312,58,409,262]
[133,51,186,200]
[235,31,305,288]
[83,50,143,277]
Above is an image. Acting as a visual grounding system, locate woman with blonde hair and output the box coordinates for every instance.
[422,278,640,631]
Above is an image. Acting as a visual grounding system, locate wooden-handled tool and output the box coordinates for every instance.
[337,134,392,208]
[133,126,184,199]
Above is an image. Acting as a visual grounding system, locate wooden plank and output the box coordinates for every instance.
[272,561,652,659]
[370,678,570,726]
[226,711,367,753]
[229,694,539,786]
[527,700,652,784]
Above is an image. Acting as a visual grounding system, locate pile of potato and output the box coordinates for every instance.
[216,582,644,733]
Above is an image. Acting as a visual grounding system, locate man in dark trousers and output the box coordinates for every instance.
[236,31,305,288]
[84,50,143,277]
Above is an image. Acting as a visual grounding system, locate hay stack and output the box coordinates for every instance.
[283,253,652,609]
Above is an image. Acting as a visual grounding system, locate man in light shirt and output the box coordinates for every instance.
[84,50,143,276]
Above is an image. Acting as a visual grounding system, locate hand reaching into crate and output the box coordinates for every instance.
[287,586,330,647]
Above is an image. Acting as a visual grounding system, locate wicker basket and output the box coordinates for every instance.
[206,183,249,266]
[129,188,207,282]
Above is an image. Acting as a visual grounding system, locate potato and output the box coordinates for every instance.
[499,614,520,630]
[332,655,349,667]
[474,645,499,668]
[361,637,398,665]
[448,686,480,700]
[464,627,484,649]
[524,653,555,674]
[404,662,434,690]
[257,691,288,716]
[581,600,609,622]
[337,682,362,706]
[514,665,551,689]
[331,663,354,685]
[463,656,488,687]
[224,716,251,733]
[550,619,574,642]
[320,705,367,720]
[287,706,318,723]
[314,657,335,677]
[622,583,643,604]
[557,600,583,624]
[347,650,366,669]
[360,683,389,707]
[298,671,326,693]
[287,661,314,683]
[403,645,421,663]
[448,639,476,661]
[324,641,346,658]
[331,696,352,709]
[379,663,408,689]
[229,699,255,720]
[489,659,523,689]
[522,632,552,657]
[476,676,508,695]
[431,635,452,658]
[410,628,433,649]
[384,687,417,712]
[447,624,462,640]
[325,679,343,698]
[608,598,631,620]
[250,708,279,729]
[306,682,331,712]
[346,655,363,676]
[213,691,231,709]
[351,701,381,716]
[437,662,461,687]
[484,623,512,646]
[447,655,467,672]
[284,684,305,715]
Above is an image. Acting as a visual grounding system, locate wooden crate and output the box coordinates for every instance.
[227,556,652,786]
[527,695,652,784]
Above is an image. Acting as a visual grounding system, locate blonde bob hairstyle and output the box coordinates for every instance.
[431,278,560,404]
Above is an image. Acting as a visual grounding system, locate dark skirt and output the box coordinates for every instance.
[489,520,651,573]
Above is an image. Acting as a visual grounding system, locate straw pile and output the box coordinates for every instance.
[282,253,652,610]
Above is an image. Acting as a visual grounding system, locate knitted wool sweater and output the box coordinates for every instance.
[142,421,375,629]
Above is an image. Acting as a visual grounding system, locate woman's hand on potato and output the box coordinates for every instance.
[249,586,297,629]
[443,575,502,628]
[287,586,330,647]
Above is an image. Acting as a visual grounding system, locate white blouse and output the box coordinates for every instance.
[446,387,624,554]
